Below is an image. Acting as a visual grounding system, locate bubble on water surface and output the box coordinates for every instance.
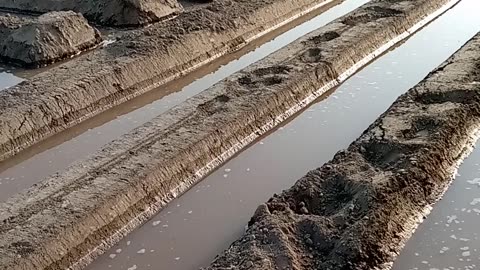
[469,198,480,206]
[439,247,449,254]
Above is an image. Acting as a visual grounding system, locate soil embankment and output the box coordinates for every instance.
[0,0,182,26]
[0,12,101,68]
[208,33,480,270]
[0,0,461,269]
[0,0,335,162]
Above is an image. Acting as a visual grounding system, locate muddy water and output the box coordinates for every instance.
[0,65,23,90]
[0,0,370,199]
[85,1,480,270]
[393,141,480,270]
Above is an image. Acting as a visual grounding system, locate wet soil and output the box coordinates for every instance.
[0,12,101,68]
[0,0,182,26]
[208,32,480,270]
[0,0,335,162]
[87,1,480,268]
[0,0,460,269]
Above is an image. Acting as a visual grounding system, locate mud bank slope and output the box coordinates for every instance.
[0,0,336,163]
[0,12,101,68]
[208,33,480,270]
[0,0,458,269]
[0,0,182,26]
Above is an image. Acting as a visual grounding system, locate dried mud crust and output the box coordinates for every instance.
[208,35,480,270]
[0,0,333,163]
[0,0,182,26]
[0,12,102,68]
[0,0,460,269]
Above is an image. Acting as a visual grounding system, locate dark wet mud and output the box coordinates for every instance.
[0,12,101,68]
[0,0,182,26]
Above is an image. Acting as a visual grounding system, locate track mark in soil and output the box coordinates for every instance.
[307,31,340,44]
[415,90,480,105]
[342,6,403,26]
[238,65,292,87]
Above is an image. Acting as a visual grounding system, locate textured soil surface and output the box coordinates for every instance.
[0,0,459,269]
[0,0,332,163]
[208,33,480,270]
[0,0,182,26]
[0,12,101,68]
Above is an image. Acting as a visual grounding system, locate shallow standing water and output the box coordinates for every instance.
[0,0,370,200]
[86,1,480,269]
[0,65,23,90]
[393,148,480,268]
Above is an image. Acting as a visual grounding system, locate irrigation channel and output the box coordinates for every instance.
[82,0,480,269]
[0,0,369,198]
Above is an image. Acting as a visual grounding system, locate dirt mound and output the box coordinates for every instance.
[0,0,182,26]
[0,12,101,68]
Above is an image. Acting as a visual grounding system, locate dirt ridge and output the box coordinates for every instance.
[0,0,458,269]
[208,32,480,270]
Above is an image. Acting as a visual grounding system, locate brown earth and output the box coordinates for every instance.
[208,33,480,270]
[0,0,459,269]
[0,0,182,26]
[0,12,101,68]
[0,0,335,163]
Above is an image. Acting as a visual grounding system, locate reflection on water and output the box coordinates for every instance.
[87,0,480,269]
